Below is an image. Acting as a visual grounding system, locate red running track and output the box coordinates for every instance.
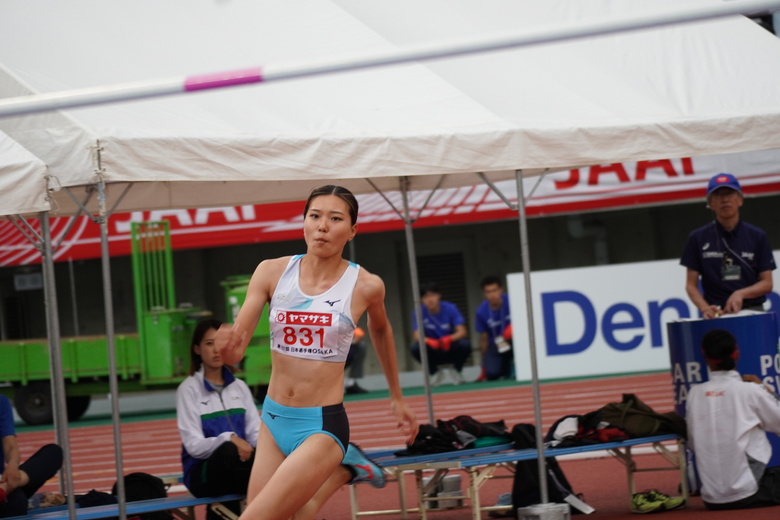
[16,372,780,519]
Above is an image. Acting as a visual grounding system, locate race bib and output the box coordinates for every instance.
[271,309,339,358]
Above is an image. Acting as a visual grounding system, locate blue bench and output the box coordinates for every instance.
[8,493,246,520]
[350,434,687,519]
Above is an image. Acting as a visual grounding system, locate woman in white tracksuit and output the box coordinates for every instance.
[176,319,260,518]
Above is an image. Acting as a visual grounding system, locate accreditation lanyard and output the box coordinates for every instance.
[714,223,755,283]
[490,303,507,339]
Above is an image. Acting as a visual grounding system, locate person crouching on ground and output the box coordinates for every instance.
[686,329,780,510]
[475,275,513,381]
[410,282,471,386]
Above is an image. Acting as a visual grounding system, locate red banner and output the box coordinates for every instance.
[3,154,780,267]
[0,189,518,266]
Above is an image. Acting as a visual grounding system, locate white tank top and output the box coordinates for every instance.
[269,255,359,363]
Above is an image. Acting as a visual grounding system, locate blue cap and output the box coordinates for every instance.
[706,173,742,196]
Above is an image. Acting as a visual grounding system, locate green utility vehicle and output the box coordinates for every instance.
[0,222,271,425]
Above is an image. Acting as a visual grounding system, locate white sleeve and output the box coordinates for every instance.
[176,379,232,459]
[684,387,701,451]
[752,384,780,435]
[238,381,261,447]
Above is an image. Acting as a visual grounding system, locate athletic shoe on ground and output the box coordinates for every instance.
[488,492,513,518]
[431,371,445,387]
[345,382,368,395]
[645,489,685,511]
[343,442,386,488]
[448,368,465,385]
[630,492,665,514]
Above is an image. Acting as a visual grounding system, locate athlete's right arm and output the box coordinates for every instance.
[217,258,286,365]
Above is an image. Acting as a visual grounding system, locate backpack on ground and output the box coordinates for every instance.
[112,472,172,520]
[510,423,593,516]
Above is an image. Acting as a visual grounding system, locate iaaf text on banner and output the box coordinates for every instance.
[507,251,780,389]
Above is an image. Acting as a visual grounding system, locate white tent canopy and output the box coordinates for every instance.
[0,130,49,215]
[2,0,780,216]
[3,1,780,510]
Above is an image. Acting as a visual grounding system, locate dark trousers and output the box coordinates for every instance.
[704,466,780,510]
[0,444,63,518]
[186,442,255,520]
[411,338,471,375]
[483,347,514,380]
[345,340,367,379]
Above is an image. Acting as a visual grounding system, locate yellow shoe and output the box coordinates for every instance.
[630,492,664,514]
[646,489,685,511]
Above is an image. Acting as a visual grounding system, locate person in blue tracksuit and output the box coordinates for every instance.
[475,275,514,381]
[410,282,472,385]
[176,319,260,518]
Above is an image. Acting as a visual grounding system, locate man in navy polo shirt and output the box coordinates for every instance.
[680,173,775,319]
[411,282,471,385]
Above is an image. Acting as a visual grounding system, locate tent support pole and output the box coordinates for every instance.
[8,214,42,244]
[514,170,549,504]
[400,177,435,423]
[39,213,77,518]
[68,258,80,336]
[366,177,437,423]
[96,179,128,520]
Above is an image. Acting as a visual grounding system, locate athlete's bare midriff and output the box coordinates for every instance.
[266,351,345,407]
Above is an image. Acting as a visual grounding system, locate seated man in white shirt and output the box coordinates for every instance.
[687,329,780,510]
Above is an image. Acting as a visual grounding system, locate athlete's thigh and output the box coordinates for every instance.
[292,466,353,520]
[246,424,285,503]
[242,433,343,520]
[272,433,343,501]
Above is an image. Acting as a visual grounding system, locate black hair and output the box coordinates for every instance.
[480,275,503,289]
[419,281,441,297]
[303,185,359,225]
[701,329,738,371]
[190,318,223,375]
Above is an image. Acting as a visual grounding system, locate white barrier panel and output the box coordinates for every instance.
[508,252,780,381]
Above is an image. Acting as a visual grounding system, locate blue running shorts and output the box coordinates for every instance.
[261,396,349,456]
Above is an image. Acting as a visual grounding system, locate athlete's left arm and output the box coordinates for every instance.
[362,272,418,444]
